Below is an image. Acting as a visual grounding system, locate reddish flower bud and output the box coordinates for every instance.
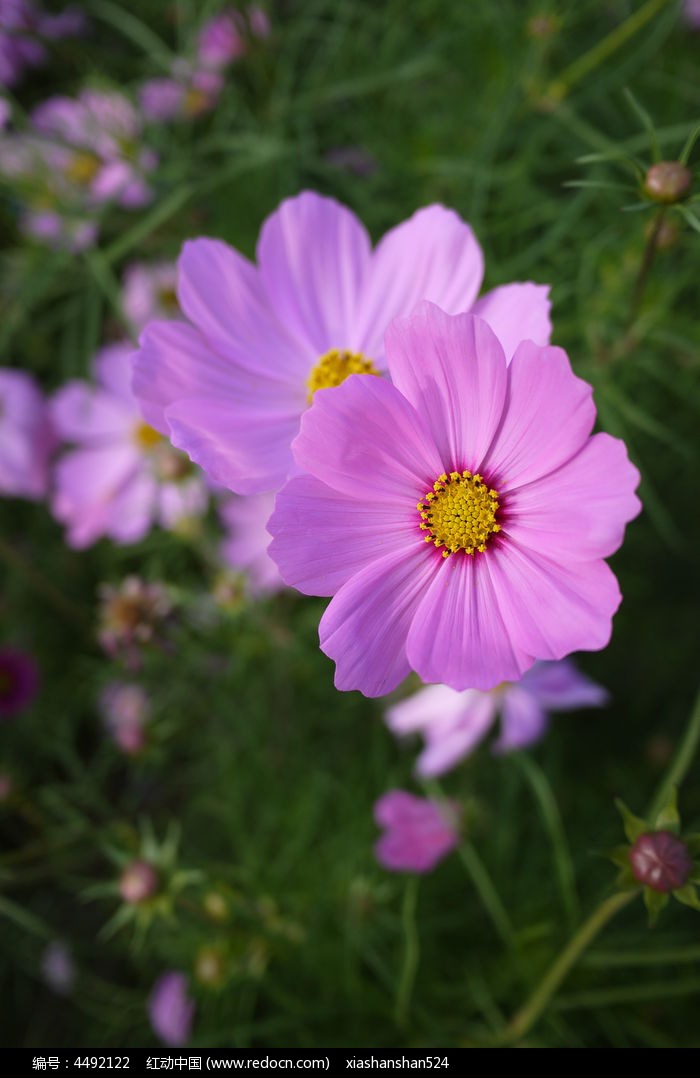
[644,161,692,204]
[119,859,159,904]
[629,830,692,892]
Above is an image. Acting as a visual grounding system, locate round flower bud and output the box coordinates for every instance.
[629,830,692,892]
[119,859,159,904]
[643,161,692,204]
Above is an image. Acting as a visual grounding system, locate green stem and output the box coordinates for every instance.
[546,0,672,102]
[497,890,636,1045]
[394,877,420,1028]
[627,208,666,327]
[648,687,700,821]
[456,841,515,949]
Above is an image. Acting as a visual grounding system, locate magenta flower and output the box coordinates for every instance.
[121,262,179,334]
[683,0,700,28]
[139,68,223,124]
[219,492,284,596]
[100,681,151,755]
[386,660,608,777]
[148,971,195,1046]
[197,10,247,68]
[134,191,551,496]
[269,304,641,697]
[0,368,54,499]
[630,831,693,893]
[374,790,459,874]
[0,646,39,719]
[51,342,208,548]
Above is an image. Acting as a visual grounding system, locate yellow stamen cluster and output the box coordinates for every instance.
[133,421,163,451]
[306,348,379,402]
[66,152,101,184]
[417,471,500,558]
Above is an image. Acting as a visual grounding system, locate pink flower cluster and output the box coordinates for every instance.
[0,0,85,88]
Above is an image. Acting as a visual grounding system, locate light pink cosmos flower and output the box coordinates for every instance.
[121,261,179,334]
[148,971,195,1046]
[51,342,208,548]
[386,660,608,777]
[134,191,551,496]
[0,368,54,499]
[374,790,459,874]
[197,10,247,68]
[139,67,223,124]
[219,492,284,596]
[268,304,641,697]
[100,681,150,755]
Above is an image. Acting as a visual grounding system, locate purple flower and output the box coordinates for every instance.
[148,971,195,1046]
[374,790,459,874]
[51,342,208,548]
[99,681,151,755]
[0,2,84,89]
[683,0,700,29]
[0,368,54,499]
[269,304,641,697]
[386,660,608,777]
[134,191,551,496]
[0,647,39,719]
[219,492,284,596]
[41,940,75,996]
[139,68,223,124]
[197,11,246,69]
[121,262,179,334]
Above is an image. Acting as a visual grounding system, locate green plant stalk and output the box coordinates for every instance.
[456,841,515,949]
[627,208,666,327]
[648,687,700,821]
[394,877,420,1028]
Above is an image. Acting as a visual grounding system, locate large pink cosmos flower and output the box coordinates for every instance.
[51,343,208,548]
[0,367,54,499]
[268,303,641,697]
[133,191,551,496]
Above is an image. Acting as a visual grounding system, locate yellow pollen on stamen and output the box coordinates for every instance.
[306,348,379,402]
[65,152,101,184]
[133,421,163,451]
[417,470,501,558]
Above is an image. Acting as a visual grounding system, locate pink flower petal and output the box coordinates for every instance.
[293,374,443,507]
[471,282,552,361]
[483,341,596,489]
[52,444,138,548]
[486,540,622,661]
[268,473,418,595]
[493,687,548,753]
[385,305,507,470]
[257,191,372,355]
[505,432,641,561]
[320,547,441,697]
[519,659,609,710]
[406,554,532,691]
[355,205,485,359]
[52,382,133,442]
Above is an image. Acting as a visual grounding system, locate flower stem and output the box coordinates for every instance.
[456,840,515,949]
[496,890,636,1045]
[648,687,700,821]
[394,877,420,1028]
[627,208,665,327]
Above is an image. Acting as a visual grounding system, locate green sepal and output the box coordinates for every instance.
[643,887,669,927]
[615,799,647,844]
[606,844,632,869]
[682,833,700,855]
[615,866,639,891]
[673,883,700,912]
[653,786,681,834]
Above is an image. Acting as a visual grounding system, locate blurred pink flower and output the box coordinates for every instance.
[139,67,223,124]
[683,0,700,28]
[386,660,608,777]
[122,262,180,334]
[0,646,39,719]
[0,367,54,499]
[374,790,459,874]
[219,492,284,596]
[41,940,76,996]
[197,10,247,68]
[51,342,208,548]
[134,191,551,497]
[149,971,195,1046]
[100,681,151,755]
[0,1,85,88]
[119,859,158,904]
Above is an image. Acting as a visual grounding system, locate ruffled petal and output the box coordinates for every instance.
[504,432,641,561]
[268,474,417,596]
[387,686,498,777]
[166,396,300,495]
[293,373,443,507]
[385,304,507,469]
[320,547,441,698]
[356,205,484,359]
[482,341,596,489]
[257,191,372,355]
[486,539,622,661]
[106,471,158,544]
[471,282,552,361]
[406,553,532,691]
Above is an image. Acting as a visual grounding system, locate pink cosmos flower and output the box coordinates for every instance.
[134,191,551,496]
[268,303,641,697]
[219,492,284,596]
[121,261,179,334]
[0,646,39,718]
[139,67,223,124]
[0,1,85,88]
[99,681,151,755]
[197,10,246,68]
[0,368,54,499]
[148,971,195,1046]
[683,0,700,29]
[374,790,459,874]
[386,660,608,777]
[51,342,208,548]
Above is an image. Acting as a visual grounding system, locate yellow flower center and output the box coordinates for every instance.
[65,152,101,184]
[133,422,163,451]
[417,471,501,558]
[306,348,379,402]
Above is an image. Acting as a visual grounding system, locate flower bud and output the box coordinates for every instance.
[629,830,692,892]
[119,859,159,904]
[643,161,692,204]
